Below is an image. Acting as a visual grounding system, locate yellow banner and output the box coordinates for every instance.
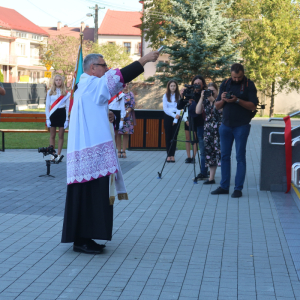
[20,76,29,82]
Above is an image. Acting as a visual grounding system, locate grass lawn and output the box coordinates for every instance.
[0,112,298,149]
[0,122,68,149]
[0,121,187,150]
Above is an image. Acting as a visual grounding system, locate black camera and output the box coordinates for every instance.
[182,84,202,100]
[38,145,56,156]
[204,90,213,98]
[225,91,233,99]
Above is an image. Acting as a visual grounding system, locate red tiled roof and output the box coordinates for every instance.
[98,9,142,36]
[41,26,94,41]
[0,6,49,36]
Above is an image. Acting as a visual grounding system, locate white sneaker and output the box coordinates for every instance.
[50,155,55,161]
[55,155,64,163]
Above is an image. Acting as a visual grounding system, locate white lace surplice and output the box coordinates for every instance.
[67,69,125,185]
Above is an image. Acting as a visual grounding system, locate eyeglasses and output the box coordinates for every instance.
[93,63,108,68]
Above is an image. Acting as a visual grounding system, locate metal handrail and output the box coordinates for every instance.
[269,110,300,122]
[292,163,300,188]
[269,111,300,145]
[292,136,300,147]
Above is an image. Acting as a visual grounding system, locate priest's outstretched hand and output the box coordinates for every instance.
[138,51,160,66]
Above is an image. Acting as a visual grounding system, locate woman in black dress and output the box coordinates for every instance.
[196,82,222,184]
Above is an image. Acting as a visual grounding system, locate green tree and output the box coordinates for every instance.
[89,42,133,69]
[140,0,173,49]
[0,69,4,82]
[40,35,93,78]
[232,0,300,117]
[156,0,241,86]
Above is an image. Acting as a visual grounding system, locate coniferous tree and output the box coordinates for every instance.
[156,0,241,86]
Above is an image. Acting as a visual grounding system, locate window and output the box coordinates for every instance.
[135,43,141,55]
[32,35,42,41]
[123,42,131,54]
[17,43,26,56]
[16,32,28,38]
[30,45,39,58]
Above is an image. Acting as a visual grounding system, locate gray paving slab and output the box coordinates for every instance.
[0,119,300,300]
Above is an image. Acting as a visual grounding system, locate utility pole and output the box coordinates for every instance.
[88,5,105,44]
[94,4,98,44]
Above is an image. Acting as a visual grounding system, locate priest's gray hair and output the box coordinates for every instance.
[83,53,104,72]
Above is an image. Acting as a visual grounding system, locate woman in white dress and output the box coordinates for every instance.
[108,91,126,158]
[45,74,70,162]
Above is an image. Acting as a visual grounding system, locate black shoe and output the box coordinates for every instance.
[185,157,192,163]
[73,239,104,254]
[231,190,242,198]
[203,179,215,185]
[195,173,209,181]
[211,187,229,195]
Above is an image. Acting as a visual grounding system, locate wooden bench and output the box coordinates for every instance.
[0,113,68,152]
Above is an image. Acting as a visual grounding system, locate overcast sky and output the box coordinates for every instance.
[2,0,142,28]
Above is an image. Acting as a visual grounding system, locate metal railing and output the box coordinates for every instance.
[269,111,300,189]
[292,163,300,189]
[269,111,300,145]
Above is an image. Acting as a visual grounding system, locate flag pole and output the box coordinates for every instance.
[69,33,84,114]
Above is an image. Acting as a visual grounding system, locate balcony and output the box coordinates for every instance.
[30,57,42,66]
[0,54,17,65]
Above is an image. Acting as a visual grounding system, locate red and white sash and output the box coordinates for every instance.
[108,91,123,105]
[50,93,70,117]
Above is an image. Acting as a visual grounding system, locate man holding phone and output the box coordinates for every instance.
[211,63,258,198]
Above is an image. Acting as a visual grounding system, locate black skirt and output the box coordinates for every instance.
[61,176,113,243]
[110,109,121,130]
[50,107,66,128]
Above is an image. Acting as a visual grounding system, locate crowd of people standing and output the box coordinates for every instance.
[162,63,258,198]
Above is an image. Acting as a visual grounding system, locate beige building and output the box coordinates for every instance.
[98,10,142,62]
[0,6,49,83]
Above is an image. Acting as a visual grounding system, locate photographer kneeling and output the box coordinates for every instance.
[211,63,258,198]
[178,75,208,180]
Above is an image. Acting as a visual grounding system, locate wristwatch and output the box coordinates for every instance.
[235,98,240,104]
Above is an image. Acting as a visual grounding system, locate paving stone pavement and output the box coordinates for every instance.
[0,118,300,300]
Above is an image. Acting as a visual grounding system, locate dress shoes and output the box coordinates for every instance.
[203,179,215,185]
[231,190,242,198]
[211,187,229,195]
[73,239,105,254]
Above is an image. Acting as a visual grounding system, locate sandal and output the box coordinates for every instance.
[122,151,127,158]
[118,151,122,158]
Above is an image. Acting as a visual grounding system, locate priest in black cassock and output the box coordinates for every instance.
[61,51,160,254]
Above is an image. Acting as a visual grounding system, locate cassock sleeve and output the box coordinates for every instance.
[120,61,144,83]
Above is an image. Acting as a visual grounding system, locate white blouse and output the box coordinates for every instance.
[163,93,181,119]
[45,88,70,120]
[108,93,126,119]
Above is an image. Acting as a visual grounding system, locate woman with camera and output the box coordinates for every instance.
[45,74,70,162]
[196,82,222,184]
[179,75,208,179]
[163,80,181,162]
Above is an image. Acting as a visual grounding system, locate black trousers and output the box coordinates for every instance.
[164,114,178,156]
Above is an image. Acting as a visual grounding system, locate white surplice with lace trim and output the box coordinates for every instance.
[67,69,128,201]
